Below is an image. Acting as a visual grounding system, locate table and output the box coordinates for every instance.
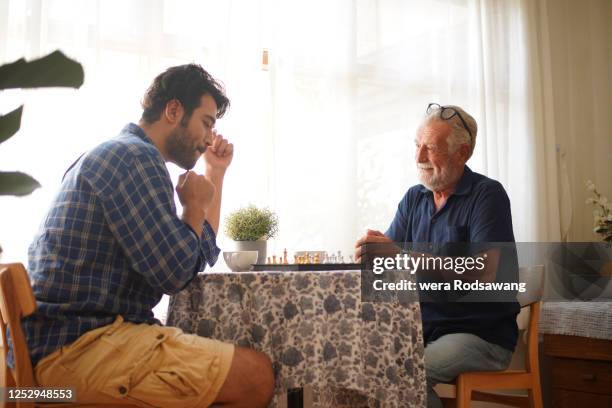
[540,301,612,406]
[539,301,612,340]
[166,270,427,408]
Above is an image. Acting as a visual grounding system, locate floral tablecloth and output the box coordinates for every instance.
[166,270,426,408]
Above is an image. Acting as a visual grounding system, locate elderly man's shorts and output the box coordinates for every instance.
[35,316,235,408]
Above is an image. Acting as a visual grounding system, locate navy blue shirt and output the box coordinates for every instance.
[386,166,519,351]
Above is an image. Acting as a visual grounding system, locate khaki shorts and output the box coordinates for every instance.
[35,316,234,408]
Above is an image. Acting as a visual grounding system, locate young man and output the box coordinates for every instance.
[16,64,274,407]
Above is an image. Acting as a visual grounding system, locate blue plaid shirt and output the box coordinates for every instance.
[11,123,220,367]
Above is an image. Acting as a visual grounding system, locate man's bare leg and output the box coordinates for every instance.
[211,347,275,407]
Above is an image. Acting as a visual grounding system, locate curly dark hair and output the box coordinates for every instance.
[140,64,230,124]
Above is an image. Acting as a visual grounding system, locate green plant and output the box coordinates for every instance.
[225,205,278,241]
[0,50,84,196]
[586,180,612,243]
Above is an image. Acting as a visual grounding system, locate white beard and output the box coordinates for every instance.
[418,164,460,192]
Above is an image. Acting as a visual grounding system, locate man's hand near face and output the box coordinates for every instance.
[203,130,233,234]
[204,130,234,173]
[176,171,216,237]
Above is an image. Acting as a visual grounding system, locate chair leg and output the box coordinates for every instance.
[456,376,471,408]
[528,368,544,408]
[528,386,543,408]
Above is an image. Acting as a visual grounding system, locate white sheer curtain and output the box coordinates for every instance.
[0,0,556,266]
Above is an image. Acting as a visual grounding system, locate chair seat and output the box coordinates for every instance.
[436,370,533,398]
[462,369,527,376]
[435,266,546,408]
[460,370,533,389]
[37,405,136,408]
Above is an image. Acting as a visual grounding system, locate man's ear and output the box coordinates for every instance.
[460,144,471,161]
[163,99,183,125]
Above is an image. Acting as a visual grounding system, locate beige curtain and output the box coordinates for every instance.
[513,0,612,242]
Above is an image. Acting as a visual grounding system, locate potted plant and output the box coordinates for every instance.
[0,51,84,259]
[586,180,612,243]
[555,181,612,300]
[224,205,278,264]
[0,51,84,197]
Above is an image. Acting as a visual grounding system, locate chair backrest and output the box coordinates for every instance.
[516,265,545,374]
[0,263,37,402]
[517,265,545,308]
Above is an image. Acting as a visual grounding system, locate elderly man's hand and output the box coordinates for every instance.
[354,229,400,263]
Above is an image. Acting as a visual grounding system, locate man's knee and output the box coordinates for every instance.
[244,348,275,399]
[425,343,453,386]
[214,347,274,407]
[425,333,513,387]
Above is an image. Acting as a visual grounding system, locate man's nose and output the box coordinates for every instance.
[416,145,427,162]
[203,131,212,146]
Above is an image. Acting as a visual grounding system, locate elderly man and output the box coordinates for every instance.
[355,103,519,408]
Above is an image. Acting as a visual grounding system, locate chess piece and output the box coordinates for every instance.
[314,253,320,264]
[349,255,354,263]
[267,256,271,264]
[272,255,277,264]
[293,255,298,264]
[283,248,288,264]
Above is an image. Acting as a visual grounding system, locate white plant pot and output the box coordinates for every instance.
[234,240,267,264]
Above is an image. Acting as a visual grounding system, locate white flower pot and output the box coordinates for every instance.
[234,240,267,264]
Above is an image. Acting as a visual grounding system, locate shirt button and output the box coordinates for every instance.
[431,219,436,224]
[156,334,164,340]
[118,386,127,395]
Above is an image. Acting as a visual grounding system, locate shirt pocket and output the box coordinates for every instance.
[447,225,469,242]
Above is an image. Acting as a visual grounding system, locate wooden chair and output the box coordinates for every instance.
[0,263,37,408]
[438,265,546,408]
[0,263,134,408]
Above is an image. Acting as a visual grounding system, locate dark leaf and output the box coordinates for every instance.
[0,50,84,90]
[0,171,41,196]
[0,105,23,145]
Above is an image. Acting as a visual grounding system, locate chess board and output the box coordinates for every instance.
[251,263,362,272]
